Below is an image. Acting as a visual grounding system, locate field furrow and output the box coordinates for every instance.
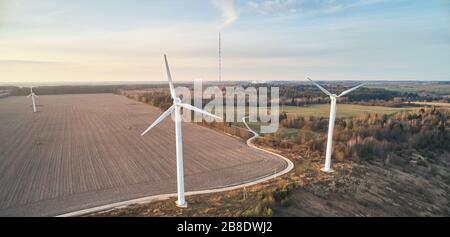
[0,94,287,216]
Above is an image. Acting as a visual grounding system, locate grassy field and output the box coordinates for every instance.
[407,101,450,107]
[367,83,450,95]
[228,104,419,119]
[281,104,420,118]
[228,104,419,136]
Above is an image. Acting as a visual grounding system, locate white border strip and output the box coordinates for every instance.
[57,118,294,217]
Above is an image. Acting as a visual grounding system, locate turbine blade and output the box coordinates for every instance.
[338,83,365,97]
[164,55,177,99]
[141,105,175,136]
[27,94,31,98]
[307,77,332,96]
[179,103,222,120]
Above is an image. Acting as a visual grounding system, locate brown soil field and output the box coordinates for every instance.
[0,94,287,216]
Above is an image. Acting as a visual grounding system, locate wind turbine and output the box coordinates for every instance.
[27,87,38,113]
[307,77,364,173]
[141,55,221,207]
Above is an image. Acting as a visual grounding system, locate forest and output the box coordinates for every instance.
[123,87,449,166]
[259,108,449,163]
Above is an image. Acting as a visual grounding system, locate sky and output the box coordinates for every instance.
[0,0,449,83]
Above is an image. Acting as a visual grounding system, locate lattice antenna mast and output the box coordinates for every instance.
[219,32,222,82]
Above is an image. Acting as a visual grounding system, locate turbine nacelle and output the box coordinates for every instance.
[141,55,221,137]
[140,55,222,208]
[27,87,37,98]
[174,97,182,105]
[307,77,364,98]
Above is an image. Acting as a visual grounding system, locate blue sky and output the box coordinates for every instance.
[0,0,449,82]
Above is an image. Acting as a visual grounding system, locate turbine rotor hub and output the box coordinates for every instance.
[174,97,182,105]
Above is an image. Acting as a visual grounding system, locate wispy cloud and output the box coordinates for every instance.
[243,0,388,17]
[246,0,298,15]
[1,0,448,82]
[0,59,61,65]
[212,0,239,28]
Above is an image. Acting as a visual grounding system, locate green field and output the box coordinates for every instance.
[226,104,419,121]
[367,83,450,95]
[231,104,420,136]
[281,104,420,118]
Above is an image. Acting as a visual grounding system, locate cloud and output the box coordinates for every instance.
[246,0,298,15]
[244,0,387,16]
[0,0,8,27]
[0,59,61,65]
[212,0,239,28]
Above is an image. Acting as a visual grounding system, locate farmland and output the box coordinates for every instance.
[281,104,420,118]
[227,104,420,136]
[366,82,450,95]
[226,104,419,120]
[407,101,450,108]
[0,94,288,216]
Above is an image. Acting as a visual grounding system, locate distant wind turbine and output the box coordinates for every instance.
[141,55,222,207]
[307,78,364,173]
[27,87,38,113]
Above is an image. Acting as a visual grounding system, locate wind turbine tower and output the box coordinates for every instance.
[141,55,221,207]
[307,78,364,173]
[27,87,38,113]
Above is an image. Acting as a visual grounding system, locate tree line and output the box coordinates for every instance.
[257,107,449,162]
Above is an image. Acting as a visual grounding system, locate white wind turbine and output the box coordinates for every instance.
[307,77,364,173]
[27,87,38,113]
[141,55,222,207]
